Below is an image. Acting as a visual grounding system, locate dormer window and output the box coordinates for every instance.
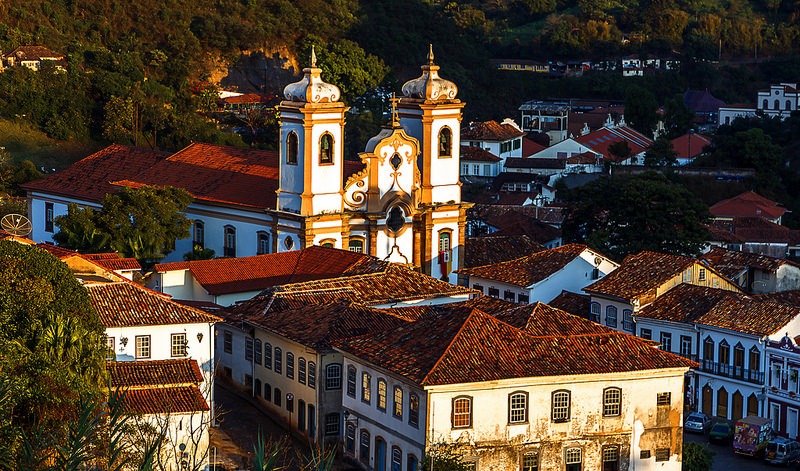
[438,127,452,158]
[320,133,334,164]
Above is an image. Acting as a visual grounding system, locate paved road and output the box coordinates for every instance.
[685,431,784,471]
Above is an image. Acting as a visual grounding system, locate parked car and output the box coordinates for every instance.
[709,422,734,443]
[765,437,800,465]
[685,413,712,433]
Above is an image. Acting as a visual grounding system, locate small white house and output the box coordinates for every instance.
[457,244,618,304]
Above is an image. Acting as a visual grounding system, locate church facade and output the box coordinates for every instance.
[24,48,470,283]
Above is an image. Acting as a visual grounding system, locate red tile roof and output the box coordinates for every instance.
[111,142,279,209]
[4,46,64,60]
[386,296,520,321]
[458,244,601,287]
[21,145,169,202]
[334,305,695,386]
[459,146,502,162]
[638,283,800,336]
[462,120,525,141]
[754,290,800,307]
[223,298,409,350]
[710,191,786,220]
[219,93,272,105]
[584,251,696,302]
[671,133,711,160]
[108,359,204,388]
[86,282,220,327]
[493,302,615,336]
[700,246,794,280]
[155,246,380,296]
[708,217,800,244]
[521,138,546,158]
[548,290,591,318]
[83,253,141,272]
[483,212,561,244]
[122,386,209,415]
[574,126,652,162]
[464,235,544,268]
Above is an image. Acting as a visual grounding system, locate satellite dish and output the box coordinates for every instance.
[1,213,32,237]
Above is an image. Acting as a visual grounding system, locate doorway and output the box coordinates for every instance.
[375,437,386,471]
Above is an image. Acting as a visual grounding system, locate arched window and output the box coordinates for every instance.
[274,347,282,374]
[224,225,236,257]
[345,423,356,453]
[747,393,759,416]
[763,99,769,109]
[320,239,335,248]
[377,378,387,411]
[622,309,634,332]
[298,358,306,385]
[603,387,622,417]
[719,340,730,364]
[264,383,271,402]
[254,378,261,397]
[717,387,728,418]
[308,362,316,388]
[407,455,418,471]
[393,386,403,418]
[775,99,780,110]
[347,365,357,397]
[274,388,282,407]
[452,396,472,428]
[439,231,451,253]
[590,302,600,322]
[438,127,452,158]
[509,391,528,423]
[254,339,262,365]
[257,232,270,255]
[734,343,745,376]
[409,393,419,428]
[264,343,272,369]
[605,305,617,328]
[193,221,204,248]
[286,352,294,379]
[749,346,761,373]
[362,372,371,403]
[287,131,299,165]
[359,430,370,463]
[787,100,793,111]
[387,207,405,234]
[326,364,342,390]
[552,390,570,422]
[392,447,402,471]
[298,400,306,432]
[320,133,334,164]
[725,116,731,125]
[703,337,715,363]
[349,238,364,253]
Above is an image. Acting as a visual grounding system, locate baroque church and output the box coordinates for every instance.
[272,47,469,282]
[24,47,470,283]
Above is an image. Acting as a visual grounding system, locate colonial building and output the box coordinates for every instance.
[584,251,743,335]
[457,244,618,304]
[700,246,800,294]
[333,302,696,471]
[23,47,471,283]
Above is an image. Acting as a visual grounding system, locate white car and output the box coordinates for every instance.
[684,412,711,433]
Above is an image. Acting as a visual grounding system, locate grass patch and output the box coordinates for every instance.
[0,119,98,172]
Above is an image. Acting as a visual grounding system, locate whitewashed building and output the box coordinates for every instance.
[334,302,696,471]
[457,244,618,304]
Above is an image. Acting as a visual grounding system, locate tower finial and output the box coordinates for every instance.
[310,46,317,68]
[390,93,400,127]
[427,44,434,65]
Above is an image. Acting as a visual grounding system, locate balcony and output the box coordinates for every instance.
[699,360,764,385]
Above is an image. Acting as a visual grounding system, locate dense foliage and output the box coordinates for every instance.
[562,172,711,259]
[0,241,107,460]
[54,186,192,264]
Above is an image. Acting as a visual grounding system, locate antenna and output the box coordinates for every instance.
[0,213,32,237]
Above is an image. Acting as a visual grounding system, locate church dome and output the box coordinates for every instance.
[401,45,458,101]
[283,47,341,103]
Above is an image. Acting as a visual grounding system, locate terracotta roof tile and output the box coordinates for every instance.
[636,284,747,324]
[521,138,546,157]
[111,142,279,209]
[87,282,220,327]
[671,133,711,160]
[548,290,592,318]
[334,306,695,386]
[493,302,616,336]
[574,126,652,161]
[584,251,695,302]
[4,46,63,60]
[108,359,204,388]
[710,191,786,219]
[462,121,525,141]
[708,217,800,244]
[83,253,141,271]
[122,386,209,415]
[482,212,561,244]
[155,246,379,296]
[460,146,501,162]
[700,246,793,280]
[458,244,599,287]
[386,296,519,321]
[754,290,800,307]
[21,145,169,201]
[464,235,545,268]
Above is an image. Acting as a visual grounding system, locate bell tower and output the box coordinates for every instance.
[276,48,348,216]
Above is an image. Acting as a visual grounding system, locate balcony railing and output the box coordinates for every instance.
[700,360,764,384]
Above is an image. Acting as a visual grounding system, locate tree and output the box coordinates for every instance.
[54,186,192,264]
[710,128,784,190]
[624,85,659,135]
[663,94,694,139]
[302,39,390,103]
[644,137,679,166]
[0,241,107,457]
[682,441,715,471]
[562,172,710,259]
[420,442,474,471]
[608,141,633,163]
